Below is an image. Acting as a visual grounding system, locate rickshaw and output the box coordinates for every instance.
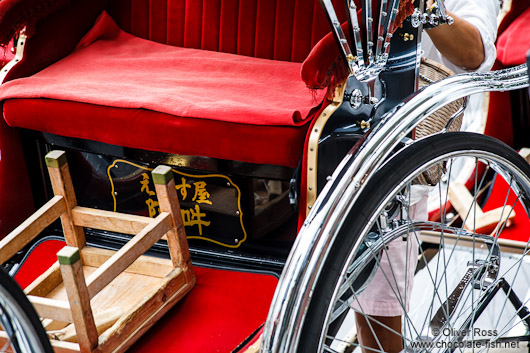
[0,0,528,352]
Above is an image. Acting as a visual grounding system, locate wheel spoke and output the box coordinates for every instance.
[306,134,530,353]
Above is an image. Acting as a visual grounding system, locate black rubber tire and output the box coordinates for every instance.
[297,132,530,352]
[0,267,53,353]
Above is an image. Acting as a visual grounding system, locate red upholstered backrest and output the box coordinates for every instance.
[106,0,347,62]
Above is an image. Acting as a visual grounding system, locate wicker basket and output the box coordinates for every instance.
[414,58,466,185]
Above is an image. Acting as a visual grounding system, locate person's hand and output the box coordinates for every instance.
[424,2,485,70]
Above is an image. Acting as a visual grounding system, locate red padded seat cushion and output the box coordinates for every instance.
[1,11,325,167]
[3,98,308,167]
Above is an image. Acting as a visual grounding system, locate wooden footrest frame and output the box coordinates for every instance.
[0,150,195,353]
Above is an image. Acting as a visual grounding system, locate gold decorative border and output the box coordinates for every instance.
[305,83,347,216]
[107,159,247,249]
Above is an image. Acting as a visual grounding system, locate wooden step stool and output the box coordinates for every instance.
[0,150,195,353]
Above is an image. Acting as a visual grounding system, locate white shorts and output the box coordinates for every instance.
[351,192,429,317]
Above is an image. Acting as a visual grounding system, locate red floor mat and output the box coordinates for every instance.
[15,239,278,352]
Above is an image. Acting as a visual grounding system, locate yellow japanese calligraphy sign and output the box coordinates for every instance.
[107,160,247,248]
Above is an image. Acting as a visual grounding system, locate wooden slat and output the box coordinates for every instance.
[97,268,193,353]
[86,213,172,298]
[42,318,69,331]
[47,151,86,248]
[0,334,80,353]
[24,261,63,297]
[80,247,173,278]
[153,166,191,272]
[49,339,81,353]
[0,196,65,265]
[58,246,98,352]
[448,182,480,222]
[28,295,73,322]
[60,306,123,343]
[72,207,153,235]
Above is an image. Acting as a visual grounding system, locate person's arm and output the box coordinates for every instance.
[425,2,486,70]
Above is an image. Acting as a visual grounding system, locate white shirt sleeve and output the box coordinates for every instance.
[422,0,500,74]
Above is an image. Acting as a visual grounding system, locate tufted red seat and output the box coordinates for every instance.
[0,0,348,168]
[2,11,327,167]
[4,99,312,167]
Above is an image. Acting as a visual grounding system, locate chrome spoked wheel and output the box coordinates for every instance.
[0,268,53,353]
[298,133,530,353]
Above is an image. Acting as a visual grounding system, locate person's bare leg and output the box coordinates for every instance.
[355,313,402,353]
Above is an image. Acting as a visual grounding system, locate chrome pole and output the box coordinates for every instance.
[320,0,358,75]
